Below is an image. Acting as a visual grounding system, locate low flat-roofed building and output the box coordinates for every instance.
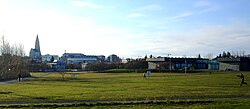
[216,57,250,71]
[146,57,209,70]
[60,53,98,65]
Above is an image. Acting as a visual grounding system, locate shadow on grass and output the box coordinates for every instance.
[0,100,214,108]
[28,77,136,83]
[28,77,97,82]
[0,91,12,94]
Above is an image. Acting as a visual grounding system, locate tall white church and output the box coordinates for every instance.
[29,34,42,62]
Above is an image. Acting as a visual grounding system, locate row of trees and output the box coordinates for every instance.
[85,63,120,71]
[84,59,148,71]
[0,36,30,80]
[217,51,247,58]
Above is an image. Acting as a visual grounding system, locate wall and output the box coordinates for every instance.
[219,62,240,71]
[148,62,158,69]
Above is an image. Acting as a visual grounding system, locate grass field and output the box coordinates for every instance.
[0,71,250,108]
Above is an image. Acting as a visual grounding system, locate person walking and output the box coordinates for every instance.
[18,73,21,82]
[237,73,247,86]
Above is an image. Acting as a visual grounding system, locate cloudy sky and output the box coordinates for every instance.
[0,0,250,58]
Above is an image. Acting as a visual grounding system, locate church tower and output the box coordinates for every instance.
[29,34,42,62]
[35,34,41,55]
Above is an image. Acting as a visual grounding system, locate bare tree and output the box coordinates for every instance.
[0,36,29,80]
[58,71,67,80]
[241,50,246,57]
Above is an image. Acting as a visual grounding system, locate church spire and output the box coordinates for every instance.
[35,34,41,55]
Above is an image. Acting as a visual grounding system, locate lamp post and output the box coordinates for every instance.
[185,60,187,74]
[167,53,171,73]
[170,58,171,73]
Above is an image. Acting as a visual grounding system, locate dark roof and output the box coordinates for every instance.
[146,57,209,62]
[216,57,250,62]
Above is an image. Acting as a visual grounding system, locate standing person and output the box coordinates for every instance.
[18,73,21,82]
[237,73,247,86]
[143,73,146,79]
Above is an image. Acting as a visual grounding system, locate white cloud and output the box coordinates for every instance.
[72,1,103,9]
[198,6,220,14]
[1,0,249,58]
[144,24,250,56]
[167,12,193,20]
[194,0,220,14]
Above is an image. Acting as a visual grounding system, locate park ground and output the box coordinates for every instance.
[0,71,250,108]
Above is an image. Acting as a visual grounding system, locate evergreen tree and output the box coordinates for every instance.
[144,55,148,60]
[227,52,231,57]
[198,54,201,58]
[222,51,227,57]
[219,54,222,57]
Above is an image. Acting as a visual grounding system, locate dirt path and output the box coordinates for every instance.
[0,72,53,86]
[1,96,250,108]
[1,95,250,105]
[0,100,214,108]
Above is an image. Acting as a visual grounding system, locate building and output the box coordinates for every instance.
[146,57,209,70]
[46,61,66,72]
[60,53,107,70]
[208,60,219,70]
[42,54,59,62]
[96,55,106,62]
[216,57,250,71]
[146,56,250,71]
[146,58,165,69]
[107,54,121,63]
[60,53,99,65]
[29,35,42,62]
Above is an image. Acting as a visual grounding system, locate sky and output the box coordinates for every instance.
[0,0,250,58]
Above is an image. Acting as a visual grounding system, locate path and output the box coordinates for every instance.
[1,95,250,105]
[0,72,53,86]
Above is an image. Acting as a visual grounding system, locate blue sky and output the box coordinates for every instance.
[0,0,250,58]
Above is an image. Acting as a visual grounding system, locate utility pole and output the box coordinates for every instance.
[167,53,171,73]
[170,58,172,73]
[185,60,187,74]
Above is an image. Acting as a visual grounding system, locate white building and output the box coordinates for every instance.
[60,53,98,64]
[42,54,59,62]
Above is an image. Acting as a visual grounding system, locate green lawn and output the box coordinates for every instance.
[0,71,250,108]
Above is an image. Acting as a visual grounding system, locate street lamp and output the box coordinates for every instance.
[170,58,171,73]
[167,53,171,73]
[185,60,187,74]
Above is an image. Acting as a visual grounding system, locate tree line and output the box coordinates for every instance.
[84,59,148,72]
[0,36,30,80]
[216,51,248,58]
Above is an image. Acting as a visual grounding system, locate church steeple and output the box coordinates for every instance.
[29,34,42,62]
[35,34,41,55]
